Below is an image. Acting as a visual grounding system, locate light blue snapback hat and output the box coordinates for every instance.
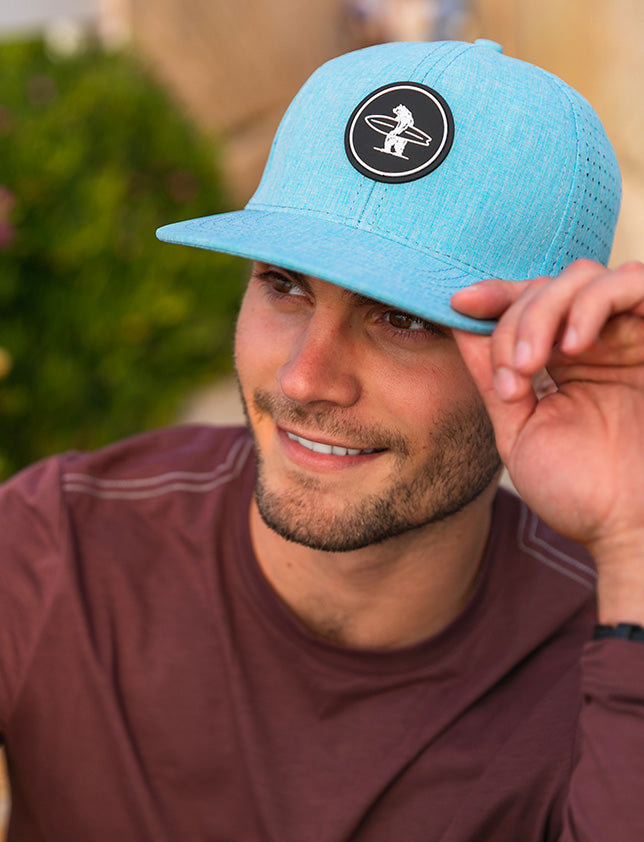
[156,39,622,334]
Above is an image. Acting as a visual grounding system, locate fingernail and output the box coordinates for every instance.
[562,325,578,353]
[514,339,532,369]
[494,367,519,400]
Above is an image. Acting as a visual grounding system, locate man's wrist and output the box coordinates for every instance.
[591,533,644,627]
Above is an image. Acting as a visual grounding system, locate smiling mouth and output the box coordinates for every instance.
[285,431,382,457]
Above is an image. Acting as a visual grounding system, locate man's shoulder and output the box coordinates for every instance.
[53,424,255,512]
[1,424,254,515]
[0,426,255,729]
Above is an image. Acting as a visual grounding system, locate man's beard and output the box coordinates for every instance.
[243,386,501,553]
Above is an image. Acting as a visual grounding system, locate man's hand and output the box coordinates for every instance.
[452,259,644,624]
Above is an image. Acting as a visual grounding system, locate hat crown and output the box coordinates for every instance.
[248,40,621,282]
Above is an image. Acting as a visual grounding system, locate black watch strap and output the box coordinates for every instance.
[594,623,644,642]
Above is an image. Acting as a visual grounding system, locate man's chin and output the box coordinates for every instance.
[253,478,456,554]
[254,492,401,552]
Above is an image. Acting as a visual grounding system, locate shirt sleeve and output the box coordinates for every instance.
[558,639,644,841]
[0,457,68,733]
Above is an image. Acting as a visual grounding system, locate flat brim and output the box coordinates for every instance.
[156,209,497,334]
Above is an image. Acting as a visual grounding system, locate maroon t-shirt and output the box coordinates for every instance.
[0,425,643,840]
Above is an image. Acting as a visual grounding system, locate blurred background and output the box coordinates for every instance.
[0,0,643,835]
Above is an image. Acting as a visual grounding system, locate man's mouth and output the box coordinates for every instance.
[284,430,380,457]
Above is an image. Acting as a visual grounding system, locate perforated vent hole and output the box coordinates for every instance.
[554,99,621,273]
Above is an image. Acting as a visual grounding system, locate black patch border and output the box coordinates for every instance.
[344,81,455,184]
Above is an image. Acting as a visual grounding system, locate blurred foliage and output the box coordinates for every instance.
[0,37,247,479]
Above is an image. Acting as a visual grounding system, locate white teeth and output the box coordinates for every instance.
[286,431,375,456]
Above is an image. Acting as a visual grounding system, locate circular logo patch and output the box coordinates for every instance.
[344,82,454,183]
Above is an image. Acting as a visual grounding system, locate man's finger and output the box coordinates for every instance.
[561,261,644,354]
[451,278,531,320]
[487,261,609,380]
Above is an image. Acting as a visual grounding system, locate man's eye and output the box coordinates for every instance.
[264,271,306,297]
[387,311,428,331]
[382,309,447,339]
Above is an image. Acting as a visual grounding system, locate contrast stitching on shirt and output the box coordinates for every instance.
[63,435,249,489]
[526,509,596,579]
[61,436,253,500]
[517,503,596,591]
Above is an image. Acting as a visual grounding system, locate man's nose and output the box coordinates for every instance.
[277,312,361,408]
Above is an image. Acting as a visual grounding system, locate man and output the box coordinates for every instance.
[1,38,643,840]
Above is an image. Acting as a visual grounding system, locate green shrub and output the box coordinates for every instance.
[0,38,247,479]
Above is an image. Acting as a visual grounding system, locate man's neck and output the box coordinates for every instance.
[248,484,498,650]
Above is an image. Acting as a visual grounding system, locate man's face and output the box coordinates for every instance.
[235,262,500,552]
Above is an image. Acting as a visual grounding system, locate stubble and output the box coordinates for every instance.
[243,387,501,552]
